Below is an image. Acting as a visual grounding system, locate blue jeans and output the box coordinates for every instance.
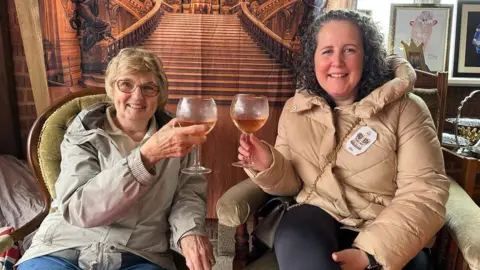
[17,254,167,270]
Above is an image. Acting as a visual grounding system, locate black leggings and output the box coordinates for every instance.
[273,204,429,270]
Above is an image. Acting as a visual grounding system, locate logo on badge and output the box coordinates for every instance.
[345,126,377,156]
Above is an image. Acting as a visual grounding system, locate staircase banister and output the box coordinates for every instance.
[260,0,301,23]
[240,2,293,51]
[110,0,142,19]
[160,1,174,12]
[109,0,162,43]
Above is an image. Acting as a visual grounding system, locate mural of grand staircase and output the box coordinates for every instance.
[83,13,295,103]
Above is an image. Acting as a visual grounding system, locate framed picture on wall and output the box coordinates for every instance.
[388,4,453,73]
[453,2,480,78]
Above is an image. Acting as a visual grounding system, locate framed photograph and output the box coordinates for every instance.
[453,2,480,78]
[388,4,453,73]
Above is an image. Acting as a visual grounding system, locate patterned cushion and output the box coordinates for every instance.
[0,228,19,270]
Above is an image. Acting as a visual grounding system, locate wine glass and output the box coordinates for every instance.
[230,94,269,168]
[176,97,217,174]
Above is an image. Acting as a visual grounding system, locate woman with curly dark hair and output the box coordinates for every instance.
[236,9,449,270]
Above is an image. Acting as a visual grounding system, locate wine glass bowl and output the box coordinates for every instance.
[230,94,269,168]
[176,97,217,174]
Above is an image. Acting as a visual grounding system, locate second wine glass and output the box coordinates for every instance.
[176,97,217,174]
[230,94,269,168]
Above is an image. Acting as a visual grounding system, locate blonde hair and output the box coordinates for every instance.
[105,47,169,107]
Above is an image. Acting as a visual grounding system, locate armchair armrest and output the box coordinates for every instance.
[216,178,267,227]
[445,180,480,270]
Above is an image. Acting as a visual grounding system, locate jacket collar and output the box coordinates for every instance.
[66,102,172,142]
[291,56,416,118]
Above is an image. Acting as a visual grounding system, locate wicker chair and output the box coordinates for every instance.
[216,71,480,270]
[0,88,188,269]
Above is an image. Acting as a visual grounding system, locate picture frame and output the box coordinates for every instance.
[452,1,480,78]
[388,4,453,73]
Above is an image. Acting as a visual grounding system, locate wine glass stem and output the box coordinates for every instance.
[245,133,253,165]
[193,144,201,167]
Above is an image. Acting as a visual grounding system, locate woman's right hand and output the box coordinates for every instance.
[238,133,273,172]
[140,118,209,170]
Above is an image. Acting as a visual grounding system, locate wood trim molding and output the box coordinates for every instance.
[13,0,51,115]
[0,0,21,157]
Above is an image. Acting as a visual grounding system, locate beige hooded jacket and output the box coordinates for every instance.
[247,57,449,269]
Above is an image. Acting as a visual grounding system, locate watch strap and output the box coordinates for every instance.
[365,253,380,269]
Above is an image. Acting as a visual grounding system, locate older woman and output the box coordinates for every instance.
[238,10,449,270]
[17,48,214,270]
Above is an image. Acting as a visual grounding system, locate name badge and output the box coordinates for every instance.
[345,126,377,156]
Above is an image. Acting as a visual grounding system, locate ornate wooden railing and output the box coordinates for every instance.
[239,2,296,68]
[110,0,153,19]
[252,0,294,22]
[106,0,164,60]
[227,2,242,14]
[261,0,300,23]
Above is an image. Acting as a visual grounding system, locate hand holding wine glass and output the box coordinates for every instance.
[140,118,209,172]
[237,133,273,171]
[231,94,269,168]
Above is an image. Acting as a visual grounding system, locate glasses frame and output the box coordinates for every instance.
[115,79,160,97]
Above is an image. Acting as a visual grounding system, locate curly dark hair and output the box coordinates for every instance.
[296,9,393,107]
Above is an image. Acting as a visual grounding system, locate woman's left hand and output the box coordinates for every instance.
[332,249,370,270]
[180,234,214,270]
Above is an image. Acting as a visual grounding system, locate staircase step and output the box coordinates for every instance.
[163,66,293,75]
[146,37,255,43]
[168,78,293,89]
[145,47,268,57]
[153,56,275,64]
[143,41,260,48]
[151,32,251,38]
[155,26,245,31]
[166,72,294,82]
[164,14,238,17]
[161,60,283,69]
[163,15,238,20]
[144,48,265,55]
[142,44,262,52]
[160,18,240,22]
[161,16,239,21]
[158,23,242,28]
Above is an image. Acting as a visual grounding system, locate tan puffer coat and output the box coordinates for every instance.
[247,58,449,269]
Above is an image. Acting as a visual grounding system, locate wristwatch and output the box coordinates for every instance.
[365,253,380,269]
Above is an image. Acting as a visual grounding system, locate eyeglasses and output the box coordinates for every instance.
[116,79,160,97]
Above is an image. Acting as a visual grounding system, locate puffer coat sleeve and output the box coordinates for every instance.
[353,93,450,270]
[245,99,303,196]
